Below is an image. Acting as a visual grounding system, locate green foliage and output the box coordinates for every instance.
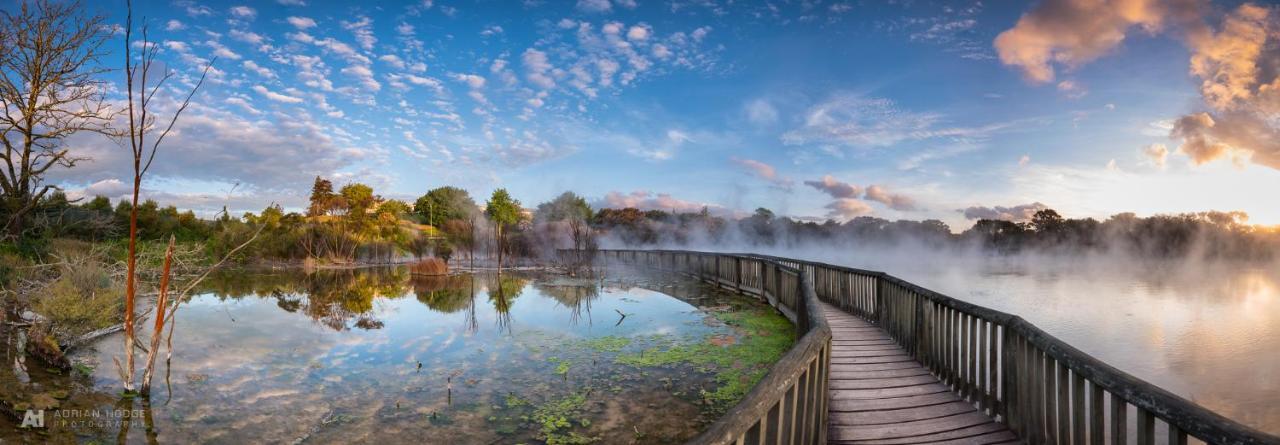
[414,186,478,227]
[485,189,522,227]
[340,183,375,220]
[536,192,592,223]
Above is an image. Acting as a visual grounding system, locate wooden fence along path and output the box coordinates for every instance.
[592,249,1280,445]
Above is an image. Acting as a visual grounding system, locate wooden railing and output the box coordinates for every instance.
[597,249,832,445]
[741,252,1280,445]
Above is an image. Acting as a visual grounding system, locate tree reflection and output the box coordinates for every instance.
[536,283,600,326]
[488,274,526,335]
[411,274,473,313]
[197,267,411,331]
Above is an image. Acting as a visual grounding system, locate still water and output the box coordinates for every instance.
[798,251,1280,436]
[1,267,794,444]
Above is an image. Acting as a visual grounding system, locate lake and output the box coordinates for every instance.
[0,267,794,444]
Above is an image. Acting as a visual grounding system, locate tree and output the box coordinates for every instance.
[117,0,214,394]
[376,199,410,218]
[339,183,374,221]
[535,192,594,270]
[307,176,335,216]
[485,188,521,269]
[0,0,112,238]
[535,191,592,223]
[414,186,477,227]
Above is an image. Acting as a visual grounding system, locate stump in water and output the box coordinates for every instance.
[410,257,449,276]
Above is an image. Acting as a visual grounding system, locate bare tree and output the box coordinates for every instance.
[114,0,214,393]
[0,0,112,238]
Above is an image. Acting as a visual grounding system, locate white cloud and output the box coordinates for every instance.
[522,48,556,89]
[165,19,185,31]
[229,6,256,20]
[576,0,612,13]
[286,16,317,29]
[782,94,1008,150]
[229,29,265,45]
[342,16,376,51]
[378,54,406,69]
[627,24,651,41]
[745,98,778,125]
[253,85,304,103]
[242,60,276,79]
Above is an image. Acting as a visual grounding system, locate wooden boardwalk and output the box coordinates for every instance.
[822,302,1018,444]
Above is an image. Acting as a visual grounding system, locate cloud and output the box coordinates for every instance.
[242,60,276,78]
[165,19,185,31]
[864,185,917,211]
[253,85,303,103]
[1143,143,1169,168]
[627,24,651,41]
[229,29,265,45]
[54,103,368,202]
[804,175,917,214]
[1056,79,1088,98]
[576,0,613,13]
[730,157,793,190]
[343,16,376,51]
[781,94,1008,151]
[229,6,256,20]
[597,190,718,213]
[1168,4,1280,170]
[745,98,778,125]
[803,175,861,199]
[522,48,556,89]
[286,16,316,29]
[1019,154,1031,166]
[993,0,1178,83]
[824,199,873,220]
[960,202,1050,221]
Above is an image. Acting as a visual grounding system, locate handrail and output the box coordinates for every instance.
[731,252,1280,445]
[593,249,832,445]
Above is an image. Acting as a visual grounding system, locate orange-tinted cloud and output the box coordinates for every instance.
[864,185,917,211]
[1171,4,1280,169]
[994,0,1175,83]
[824,198,874,220]
[731,157,794,190]
[803,175,861,199]
[961,202,1050,221]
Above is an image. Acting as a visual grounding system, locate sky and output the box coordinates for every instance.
[41,0,1280,229]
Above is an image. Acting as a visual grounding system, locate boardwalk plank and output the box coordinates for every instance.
[820,302,1016,444]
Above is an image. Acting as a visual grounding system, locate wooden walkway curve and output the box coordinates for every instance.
[822,302,1018,444]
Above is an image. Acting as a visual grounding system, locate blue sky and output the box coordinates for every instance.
[49,0,1280,228]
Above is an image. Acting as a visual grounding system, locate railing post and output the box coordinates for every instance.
[874,275,885,326]
[734,256,742,293]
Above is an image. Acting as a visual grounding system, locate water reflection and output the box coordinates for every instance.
[3,267,789,444]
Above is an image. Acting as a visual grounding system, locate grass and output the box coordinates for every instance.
[614,304,795,413]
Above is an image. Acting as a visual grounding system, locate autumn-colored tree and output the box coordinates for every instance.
[485,188,521,269]
[0,0,112,238]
